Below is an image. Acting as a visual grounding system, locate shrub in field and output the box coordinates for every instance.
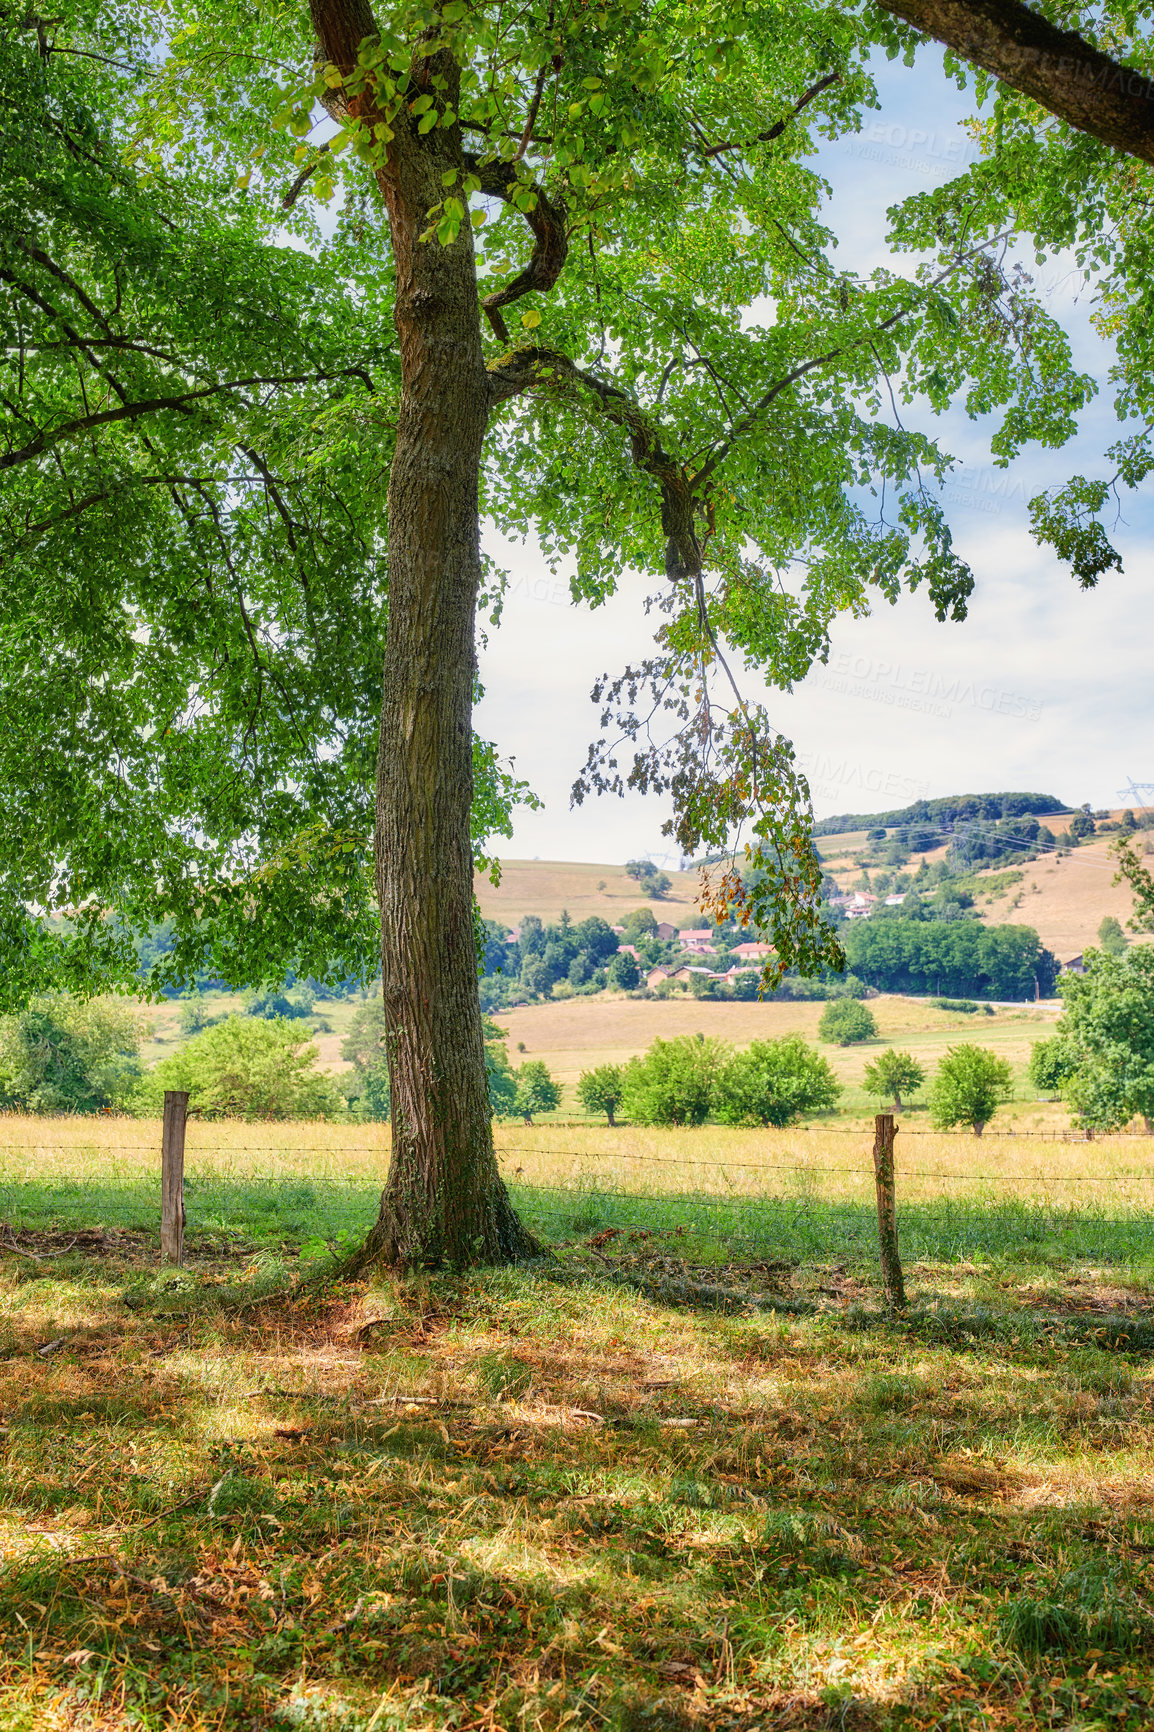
[714,1036,841,1127]
[818,999,877,1045]
[137,1015,345,1120]
[1027,1035,1075,1095]
[577,1064,625,1125]
[619,1034,727,1126]
[929,1044,1013,1136]
[178,992,218,1037]
[862,1048,925,1111]
[0,993,142,1113]
[512,1060,561,1124]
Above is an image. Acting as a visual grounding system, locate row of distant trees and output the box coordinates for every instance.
[4,939,1152,1133]
[575,1035,1012,1134]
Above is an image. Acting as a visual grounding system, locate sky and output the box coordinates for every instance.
[472,48,1154,869]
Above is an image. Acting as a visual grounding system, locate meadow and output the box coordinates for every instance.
[2,1115,1154,1729]
[137,990,1069,1135]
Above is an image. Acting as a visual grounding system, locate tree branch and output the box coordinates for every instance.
[875,0,1154,165]
[486,345,700,578]
[695,70,842,157]
[466,155,568,341]
[0,368,374,472]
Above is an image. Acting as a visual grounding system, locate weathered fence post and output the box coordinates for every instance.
[161,1090,188,1266]
[872,1112,906,1309]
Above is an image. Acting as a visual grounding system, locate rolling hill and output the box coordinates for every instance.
[473,857,704,928]
[475,819,1146,961]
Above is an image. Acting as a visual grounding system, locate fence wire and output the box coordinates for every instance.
[3,1121,1154,1269]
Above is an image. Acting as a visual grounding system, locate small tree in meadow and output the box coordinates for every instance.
[513,1061,562,1125]
[714,1036,841,1127]
[1097,915,1129,959]
[862,1049,925,1111]
[619,1034,726,1127]
[929,1045,1014,1136]
[819,999,878,1046]
[139,1016,345,1120]
[178,991,217,1038]
[577,1065,625,1125]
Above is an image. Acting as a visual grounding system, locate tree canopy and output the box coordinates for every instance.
[1053,947,1154,1131]
[0,9,529,1005]
[1,0,1105,995]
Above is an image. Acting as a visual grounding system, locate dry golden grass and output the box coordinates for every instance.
[979,830,1140,958]
[3,1111,1149,1212]
[473,856,704,926]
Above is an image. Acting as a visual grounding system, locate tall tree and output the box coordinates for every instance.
[1,1,1098,1265]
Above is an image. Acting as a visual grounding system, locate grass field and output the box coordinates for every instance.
[139,992,1071,1136]
[3,1120,1154,1729]
[491,994,1067,1128]
[473,859,704,930]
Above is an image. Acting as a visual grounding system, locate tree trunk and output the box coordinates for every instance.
[892,1092,903,1112]
[312,0,536,1268]
[973,1120,984,1137]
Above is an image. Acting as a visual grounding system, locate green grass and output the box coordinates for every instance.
[3,1167,1154,1730]
[7,1166,1154,1287]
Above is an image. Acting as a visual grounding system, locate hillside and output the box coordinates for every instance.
[971,828,1139,961]
[473,857,704,928]
[477,817,1145,963]
[818,812,1142,961]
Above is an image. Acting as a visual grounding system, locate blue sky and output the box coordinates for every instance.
[474,47,1153,866]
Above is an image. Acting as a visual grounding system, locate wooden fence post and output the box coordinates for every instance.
[872,1113,906,1309]
[161,1090,188,1266]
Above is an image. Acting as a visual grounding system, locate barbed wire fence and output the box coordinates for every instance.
[3,1096,1154,1284]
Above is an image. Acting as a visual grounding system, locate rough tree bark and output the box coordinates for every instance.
[311,0,537,1266]
[874,0,1154,166]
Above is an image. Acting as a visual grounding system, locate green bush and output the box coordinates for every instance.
[607,951,640,990]
[0,993,142,1114]
[714,1036,841,1127]
[135,1015,345,1120]
[178,992,218,1037]
[1027,1035,1074,1095]
[619,1034,726,1126]
[577,1064,625,1124]
[818,999,877,1045]
[929,1044,1013,1135]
